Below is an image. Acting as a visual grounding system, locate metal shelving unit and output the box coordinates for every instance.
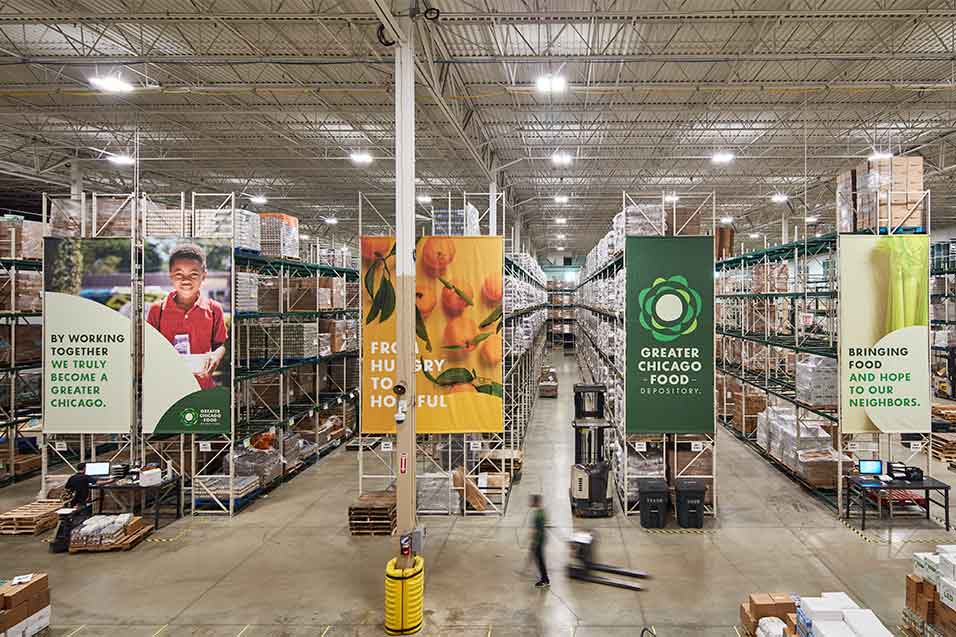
[716,233,845,504]
[0,254,42,486]
[547,287,576,354]
[931,240,956,399]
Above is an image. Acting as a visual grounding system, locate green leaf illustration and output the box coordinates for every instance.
[480,304,502,328]
[378,276,396,322]
[438,276,473,306]
[364,260,378,300]
[475,382,503,398]
[470,332,492,347]
[421,359,439,384]
[433,367,475,386]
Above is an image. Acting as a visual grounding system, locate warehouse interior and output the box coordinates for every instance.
[1,3,956,636]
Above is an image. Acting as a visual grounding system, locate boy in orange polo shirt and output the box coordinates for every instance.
[146,243,227,389]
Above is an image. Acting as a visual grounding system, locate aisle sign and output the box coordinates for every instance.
[43,238,133,434]
[360,235,504,434]
[839,234,930,433]
[625,236,714,434]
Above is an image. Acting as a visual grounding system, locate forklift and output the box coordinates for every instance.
[569,383,614,518]
[567,531,650,591]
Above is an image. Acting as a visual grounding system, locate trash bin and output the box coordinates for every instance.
[675,478,707,528]
[637,478,669,529]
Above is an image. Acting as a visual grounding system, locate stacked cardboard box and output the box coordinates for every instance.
[836,168,858,232]
[666,207,702,236]
[730,379,767,434]
[795,355,838,408]
[910,546,956,635]
[236,272,259,313]
[0,573,51,637]
[259,212,300,259]
[538,367,558,398]
[257,276,281,311]
[795,592,891,636]
[0,217,41,260]
[739,593,797,636]
[751,262,789,293]
[716,373,734,419]
[287,279,332,311]
[194,208,261,252]
[856,156,925,229]
[319,319,351,353]
[0,325,41,367]
[667,434,713,504]
[0,272,41,313]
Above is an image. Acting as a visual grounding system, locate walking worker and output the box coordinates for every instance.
[530,494,550,588]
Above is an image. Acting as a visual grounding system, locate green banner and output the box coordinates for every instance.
[626,236,714,433]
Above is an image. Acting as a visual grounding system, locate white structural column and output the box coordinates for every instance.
[393,14,418,549]
[70,159,83,200]
[489,179,497,235]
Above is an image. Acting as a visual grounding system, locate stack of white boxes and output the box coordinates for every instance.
[795,355,838,407]
[259,212,300,259]
[235,272,259,313]
[798,592,892,636]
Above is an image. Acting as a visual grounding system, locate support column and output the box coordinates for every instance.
[393,14,417,564]
[514,212,522,252]
[489,179,497,235]
[70,159,83,201]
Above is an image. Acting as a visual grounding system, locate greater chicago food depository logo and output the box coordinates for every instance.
[637,275,703,342]
[179,407,199,428]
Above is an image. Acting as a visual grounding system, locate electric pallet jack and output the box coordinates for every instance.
[567,531,650,591]
[570,384,614,517]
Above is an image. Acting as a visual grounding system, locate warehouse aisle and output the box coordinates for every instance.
[0,355,951,634]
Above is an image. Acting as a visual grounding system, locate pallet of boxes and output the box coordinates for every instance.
[740,590,892,636]
[538,367,558,398]
[0,573,51,637]
[348,491,396,536]
[905,545,956,635]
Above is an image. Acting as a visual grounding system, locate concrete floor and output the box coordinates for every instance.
[0,356,951,635]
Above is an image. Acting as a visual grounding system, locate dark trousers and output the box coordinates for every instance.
[532,542,548,582]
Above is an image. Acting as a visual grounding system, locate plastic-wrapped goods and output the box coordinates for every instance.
[235,272,259,313]
[282,432,303,466]
[0,271,42,312]
[796,355,838,407]
[194,208,261,252]
[756,617,786,637]
[0,217,42,259]
[46,198,83,237]
[624,204,664,236]
[143,199,189,237]
[0,324,42,366]
[259,212,299,259]
[287,278,332,311]
[70,513,135,546]
[856,156,925,230]
[234,447,283,488]
[91,195,135,236]
[757,405,848,487]
[464,202,480,236]
[257,276,280,312]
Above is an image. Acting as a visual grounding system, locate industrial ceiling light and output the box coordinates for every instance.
[771,193,789,203]
[720,216,734,224]
[814,232,822,238]
[416,195,432,204]
[324,216,339,225]
[536,75,567,93]
[349,151,373,165]
[711,152,735,164]
[556,246,565,251]
[554,195,569,204]
[663,194,679,203]
[551,152,572,166]
[249,195,267,205]
[555,217,567,224]
[749,232,760,239]
[107,153,134,166]
[89,75,134,93]
[868,150,893,161]
[556,234,566,240]
[805,216,819,223]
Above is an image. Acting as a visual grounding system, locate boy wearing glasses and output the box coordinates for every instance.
[146,243,227,389]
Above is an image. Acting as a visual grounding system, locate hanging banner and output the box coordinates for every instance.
[142,238,233,435]
[43,238,133,434]
[361,235,504,434]
[839,234,930,433]
[626,236,714,433]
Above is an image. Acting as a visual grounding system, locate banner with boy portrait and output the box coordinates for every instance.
[142,237,233,435]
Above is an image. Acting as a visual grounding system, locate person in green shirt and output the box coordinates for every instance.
[530,494,549,588]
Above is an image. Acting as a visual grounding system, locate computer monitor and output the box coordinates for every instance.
[858,459,883,476]
[84,462,111,478]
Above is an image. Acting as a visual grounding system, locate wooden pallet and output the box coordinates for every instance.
[69,522,153,553]
[931,433,956,461]
[348,491,397,536]
[0,499,62,535]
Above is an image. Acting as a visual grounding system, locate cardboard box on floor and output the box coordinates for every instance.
[0,573,50,634]
[740,592,796,634]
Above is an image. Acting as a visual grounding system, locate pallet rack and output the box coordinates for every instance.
[577,191,718,517]
[931,239,956,400]
[0,253,42,486]
[356,251,547,516]
[547,286,576,354]
[715,233,842,503]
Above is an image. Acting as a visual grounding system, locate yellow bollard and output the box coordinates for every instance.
[384,555,424,635]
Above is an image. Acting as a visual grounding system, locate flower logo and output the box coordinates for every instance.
[179,407,199,428]
[637,275,702,342]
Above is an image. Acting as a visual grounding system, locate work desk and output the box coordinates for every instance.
[844,475,950,531]
[92,476,182,530]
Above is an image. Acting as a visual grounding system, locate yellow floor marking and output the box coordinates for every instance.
[320,626,331,637]
[151,625,168,637]
[65,626,86,637]
[236,625,250,637]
